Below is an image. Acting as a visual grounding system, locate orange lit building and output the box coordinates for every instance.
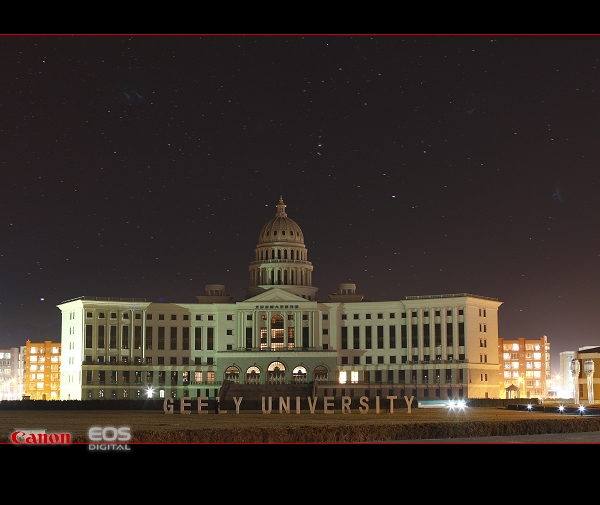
[498,335,550,399]
[23,340,61,400]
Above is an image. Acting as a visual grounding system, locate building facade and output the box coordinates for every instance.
[23,340,61,400]
[570,347,600,404]
[58,197,503,401]
[0,347,23,400]
[557,350,575,398]
[498,335,551,399]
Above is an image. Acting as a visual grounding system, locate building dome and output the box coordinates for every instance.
[245,196,317,300]
[258,197,304,244]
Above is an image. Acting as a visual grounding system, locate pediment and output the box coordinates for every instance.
[243,288,309,303]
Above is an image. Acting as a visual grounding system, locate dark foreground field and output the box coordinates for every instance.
[3,404,600,442]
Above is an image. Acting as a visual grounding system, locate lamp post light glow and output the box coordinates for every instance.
[146,386,154,399]
[447,399,467,411]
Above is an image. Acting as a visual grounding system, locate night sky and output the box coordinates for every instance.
[1,35,599,375]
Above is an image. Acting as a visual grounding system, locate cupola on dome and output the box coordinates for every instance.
[258,196,304,244]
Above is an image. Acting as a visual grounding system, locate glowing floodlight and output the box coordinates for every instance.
[558,405,565,414]
[527,404,532,411]
[146,386,154,399]
[579,405,585,416]
[447,400,466,410]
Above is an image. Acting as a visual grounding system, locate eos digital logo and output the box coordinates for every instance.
[88,427,132,451]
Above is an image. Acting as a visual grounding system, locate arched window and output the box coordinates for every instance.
[293,366,307,384]
[225,366,240,383]
[314,365,328,382]
[268,361,286,384]
[246,366,261,385]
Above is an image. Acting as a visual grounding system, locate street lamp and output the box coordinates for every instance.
[570,359,581,404]
[584,359,595,405]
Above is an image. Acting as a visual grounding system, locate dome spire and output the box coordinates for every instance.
[275,196,287,217]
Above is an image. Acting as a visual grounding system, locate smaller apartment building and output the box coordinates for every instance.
[498,335,550,399]
[23,340,61,400]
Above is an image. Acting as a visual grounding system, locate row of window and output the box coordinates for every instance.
[503,362,544,369]
[503,371,544,378]
[503,379,544,387]
[85,370,215,386]
[85,311,227,321]
[29,364,60,371]
[502,343,544,351]
[502,352,544,360]
[322,388,466,399]
[84,356,214,366]
[340,323,466,350]
[27,346,60,354]
[84,326,215,351]
[88,388,219,399]
[338,369,466,383]
[341,354,466,365]
[28,355,60,363]
[83,310,470,322]
[339,309,464,321]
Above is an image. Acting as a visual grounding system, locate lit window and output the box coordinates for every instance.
[339,371,347,384]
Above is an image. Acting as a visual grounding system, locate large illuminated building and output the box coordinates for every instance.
[23,340,61,400]
[497,335,551,399]
[58,197,503,401]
